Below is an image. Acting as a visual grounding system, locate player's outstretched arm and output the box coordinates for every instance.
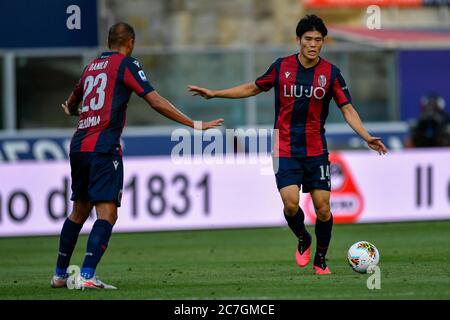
[340,104,388,155]
[187,82,262,100]
[61,92,81,116]
[144,91,224,130]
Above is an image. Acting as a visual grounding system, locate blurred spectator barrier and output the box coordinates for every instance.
[0,123,408,162]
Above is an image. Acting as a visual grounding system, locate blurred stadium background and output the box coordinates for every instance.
[0,0,449,300]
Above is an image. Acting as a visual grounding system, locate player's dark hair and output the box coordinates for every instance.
[108,22,135,48]
[296,15,328,38]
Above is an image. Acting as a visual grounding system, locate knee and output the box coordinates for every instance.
[68,211,89,225]
[69,201,93,225]
[315,202,331,222]
[283,201,299,217]
[95,202,118,226]
[98,211,117,226]
[108,213,118,226]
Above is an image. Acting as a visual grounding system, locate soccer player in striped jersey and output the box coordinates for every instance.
[51,22,223,289]
[188,15,387,275]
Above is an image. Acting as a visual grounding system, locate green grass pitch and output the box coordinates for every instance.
[0,220,449,299]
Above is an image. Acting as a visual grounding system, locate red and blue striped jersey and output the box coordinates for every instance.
[70,51,154,154]
[255,54,352,158]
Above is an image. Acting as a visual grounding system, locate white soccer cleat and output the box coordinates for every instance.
[79,276,117,290]
[50,275,68,288]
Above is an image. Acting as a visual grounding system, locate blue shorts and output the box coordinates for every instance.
[70,152,124,207]
[274,154,331,192]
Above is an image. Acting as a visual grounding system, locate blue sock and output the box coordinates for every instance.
[55,218,83,277]
[314,213,333,265]
[284,207,307,238]
[81,219,113,279]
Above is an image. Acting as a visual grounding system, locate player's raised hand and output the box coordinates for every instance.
[199,118,224,130]
[188,85,215,99]
[367,137,387,155]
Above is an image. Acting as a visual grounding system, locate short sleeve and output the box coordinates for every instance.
[332,68,352,108]
[123,58,155,97]
[255,60,278,92]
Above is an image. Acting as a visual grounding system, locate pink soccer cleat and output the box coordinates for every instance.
[313,265,332,275]
[295,246,311,267]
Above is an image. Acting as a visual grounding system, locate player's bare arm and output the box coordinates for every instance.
[187,82,262,99]
[144,91,224,130]
[340,103,388,155]
[61,92,81,116]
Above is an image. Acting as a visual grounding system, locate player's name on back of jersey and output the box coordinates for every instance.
[88,61,109,71]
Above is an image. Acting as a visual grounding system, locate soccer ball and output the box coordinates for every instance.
[347,241,380,273]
